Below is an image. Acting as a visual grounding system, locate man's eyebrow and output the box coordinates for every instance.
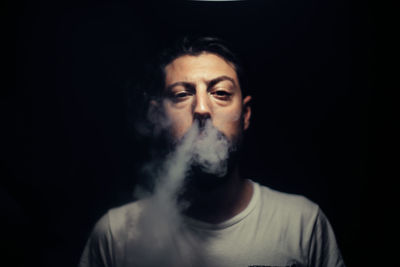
[165,82,195,92]
[165,75,237,92]
[206,76,237,89]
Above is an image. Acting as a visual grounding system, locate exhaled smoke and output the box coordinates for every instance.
[136,118,233,199]
[191,119,231,177]
[130,119,233,266]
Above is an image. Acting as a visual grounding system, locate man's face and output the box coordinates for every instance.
[161,53,251,143]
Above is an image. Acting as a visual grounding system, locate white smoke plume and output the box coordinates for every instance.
[129,118,234,266]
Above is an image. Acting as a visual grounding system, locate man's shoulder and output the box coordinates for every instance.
[108,199,146,218]
[98,199,149,237]
[256,183,320,221]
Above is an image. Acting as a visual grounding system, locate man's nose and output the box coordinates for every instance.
[193,91,212,126]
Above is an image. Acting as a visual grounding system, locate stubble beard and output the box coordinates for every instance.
[170,117,245,193]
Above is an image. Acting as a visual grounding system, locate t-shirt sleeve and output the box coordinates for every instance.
[308,208,346,267]
[78,212,114,267]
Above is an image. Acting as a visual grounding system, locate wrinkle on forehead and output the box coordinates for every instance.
[164,53,239,87]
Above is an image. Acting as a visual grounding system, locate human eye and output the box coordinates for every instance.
[211,89,232,101]
[170,90,192,102]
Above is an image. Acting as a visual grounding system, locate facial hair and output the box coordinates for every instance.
[169,117,244,192]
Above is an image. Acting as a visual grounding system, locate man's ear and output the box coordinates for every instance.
[148,100,161,123]
[242,95,252,130]
[150,100,159,108]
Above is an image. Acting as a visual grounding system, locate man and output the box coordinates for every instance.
[79,36,345,267]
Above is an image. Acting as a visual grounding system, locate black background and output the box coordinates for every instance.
[3,0,376,266]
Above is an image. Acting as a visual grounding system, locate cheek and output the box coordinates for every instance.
[213,109,243,138]
[163,103,193,139]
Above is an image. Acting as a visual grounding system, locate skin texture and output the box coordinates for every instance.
[162,53,252,142]
[160,53,254,224]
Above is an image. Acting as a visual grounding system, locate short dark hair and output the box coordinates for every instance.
[146,36,247,100]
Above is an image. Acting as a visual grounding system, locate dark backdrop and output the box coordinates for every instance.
[4,0,375,266]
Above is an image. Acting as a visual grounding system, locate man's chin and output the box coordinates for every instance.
[184,165,231,191]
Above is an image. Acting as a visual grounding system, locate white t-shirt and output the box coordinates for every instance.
[79,181,345,267]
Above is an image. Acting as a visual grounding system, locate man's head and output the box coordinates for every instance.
[149,36,252,146]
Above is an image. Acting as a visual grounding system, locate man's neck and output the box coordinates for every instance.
[182,168,253,224]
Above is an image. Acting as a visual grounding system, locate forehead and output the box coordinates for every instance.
[164,53,239,86]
